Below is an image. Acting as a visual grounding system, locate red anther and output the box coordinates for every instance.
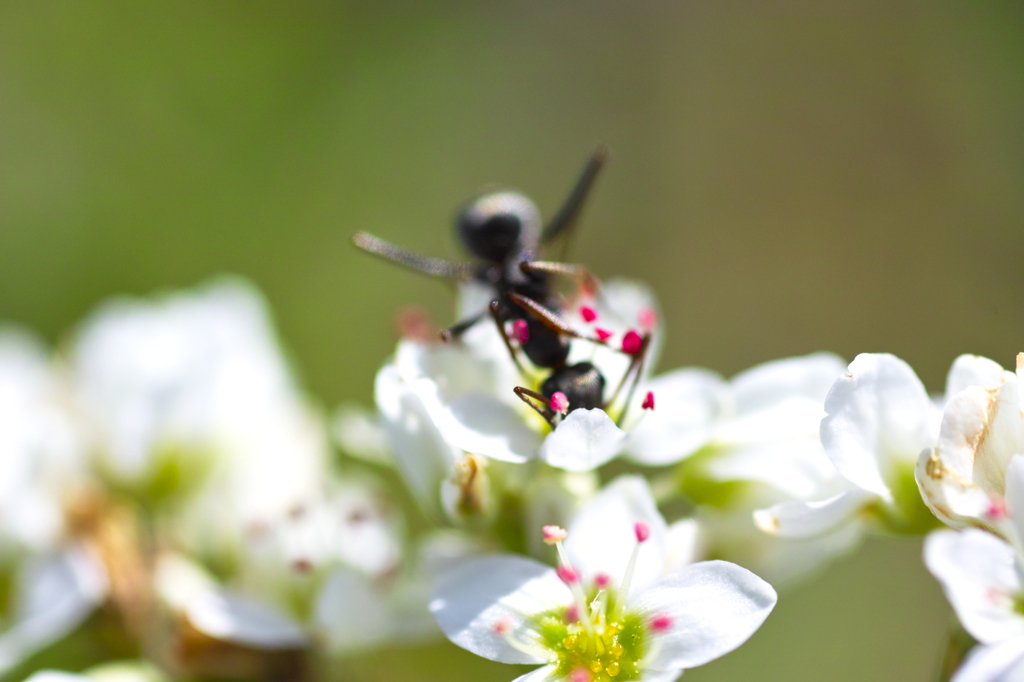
[642,391,655,410]
[493,618,512,635]
[564,604,579,623]
[395,305,436,342]
[987,496,1008,520]
[557,565,579,584]
[543,525,568,545]
[634,521,650,543]
[291,558,314,574]
[512,319,530,344]
[580,306,598,323]
[550,392,570,414]
[569,668,592,682]
[621,330,643,355]
[594,573,612,588]
[595,328,613,342]
[639,307,658,332]
[650,614,673,632]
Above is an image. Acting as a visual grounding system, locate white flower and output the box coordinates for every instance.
[381,279,660,490]
[924,454,1024,681]
[429,476,776,681]
[754,353,991,539]
[635,352,863,585]
[70,277,323,506]
[916,353,1021,530]
[0,329,99,677]
[0,327,85,557]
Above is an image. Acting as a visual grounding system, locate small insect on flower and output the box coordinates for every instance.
[430,476,777,682]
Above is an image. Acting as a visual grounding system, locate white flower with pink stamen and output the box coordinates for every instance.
[381,279,664,476]
[429,476,776,681]
[924,455,1024,681]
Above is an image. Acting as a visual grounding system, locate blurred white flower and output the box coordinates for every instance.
[925,455,1024,682]
[753,353,976,540]
[24,660,168,682]
[0,327,86,557]
[637,352,863,585]
[0,328,102,677]
[430,476,775,681]
[916,354,1021,530]
[70,277,322,505]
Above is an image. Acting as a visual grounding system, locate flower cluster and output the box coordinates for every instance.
[6,252,1019,680]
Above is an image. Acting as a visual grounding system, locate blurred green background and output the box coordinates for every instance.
[1,1,1021,680]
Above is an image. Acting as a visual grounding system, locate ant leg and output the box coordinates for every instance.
[353,232,476,280]
[542,145,609,245]
[508,293,596,343]
[487,301,528,376]
[513,387,555,428]
[520,260,600,295]
[439,313,484,342]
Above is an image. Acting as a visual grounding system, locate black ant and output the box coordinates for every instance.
[353,147,652,430]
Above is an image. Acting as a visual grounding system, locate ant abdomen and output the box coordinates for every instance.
[456,192,541,265]
[520,318,571,369]
[541,362,605,413]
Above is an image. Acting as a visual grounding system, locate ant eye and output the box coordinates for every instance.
[456,192,541,264]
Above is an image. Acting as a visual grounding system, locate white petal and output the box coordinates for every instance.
[924,529,1024,644]
[438,393,541,463]
[625,368,727,466]
[753,489,872,539]
[663,519,705,574]
[639,671,684,682]
[731,352,847,414]
[331,403,392,465]
[511,666,558,682]
[915,448,996,529]
[430,555,569,664]
[22,673,89,682]
[539,409,626,471]
[1006,455,1024,546]
[0,548,108,676]
[820,353,933,501]
[952,638,1024,682]
[564,476,668,593]
[946,355,1012,400]
[936,381,1024,498]
[185,590,307,649]
[314,567,392,651]
[630,560,776,670]
[375,366,458,516]
[705,438,841,500]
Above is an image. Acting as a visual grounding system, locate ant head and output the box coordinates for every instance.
[455,191,541,264]
[541,362,605,412]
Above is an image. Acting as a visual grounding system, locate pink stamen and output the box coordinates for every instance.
[580,306,598,323]
[650,614,673,632]
[621,330,643,355]
[594,572,612,588]
[493,617,512,635]
[638,307,658,331]
[634,521,650,543]
[564,604,579,623]
[543,525,568,545]
[642,391,655,410]
[570,668,592,682]
[550,392,570,414]
[291,558,314,574]
[595,327,613,342]
[511,319,530,344]
[987,496,1008,520]
[557,565,579,584]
